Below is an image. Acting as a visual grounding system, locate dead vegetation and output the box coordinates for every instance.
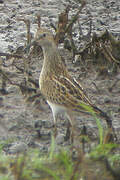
[0,2,120,96]
[0,1,120,179]
[0,1,120,132]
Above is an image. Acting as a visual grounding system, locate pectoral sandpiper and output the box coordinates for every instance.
[31,28,116,142]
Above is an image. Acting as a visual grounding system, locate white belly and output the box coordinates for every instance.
[47,100,66,117]
[47,100,73,126]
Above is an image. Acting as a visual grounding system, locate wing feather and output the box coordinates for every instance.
[52,75,95,112]
[40,75,113,129]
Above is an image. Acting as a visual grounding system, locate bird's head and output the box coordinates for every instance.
[24,28,56,54]
[34,28,55,47]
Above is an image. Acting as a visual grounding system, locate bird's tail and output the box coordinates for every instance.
[92,105,117,141]
[92,105,112,128]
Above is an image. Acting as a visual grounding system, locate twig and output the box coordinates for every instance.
[0,68,14,85]
[36,13,41,28]
[88,18,92,38]
[65,1,86,34]
[102,44,120,64]
[0,52,22,58]
[28,77,39,88]
[70,150,84,180]
[12,64,24,73]
[26,93,42,102]
[108,79,120,92]
[92,82,101,93]
[50,22,57,31]
[77,19,83,36]
[0,68,37,94]
[17,18,31,45]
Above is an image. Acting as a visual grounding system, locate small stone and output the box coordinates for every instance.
[42,120,53,128]
[56,134,64,144]
[0,97,4,107]
[0,89,8,95]
[7,142,28,154]
[8,45,14,53]
[8,125,18,131]
[104,97,111,104]
[34,120,43,129]
[28,141,40,148]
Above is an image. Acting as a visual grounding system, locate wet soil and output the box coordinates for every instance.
[0,0,120,153]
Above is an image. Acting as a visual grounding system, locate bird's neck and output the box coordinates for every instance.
[41,44,66,76]
[43,44,59,63]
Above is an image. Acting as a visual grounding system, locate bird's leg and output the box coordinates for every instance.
[64,120,71,141]
[81,124,87,153]
[65,111,75,144]
[52,114,58,138]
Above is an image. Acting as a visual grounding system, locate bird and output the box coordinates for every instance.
[30,27,116,142]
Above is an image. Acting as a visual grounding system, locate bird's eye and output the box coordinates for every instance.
[43,33,46,37]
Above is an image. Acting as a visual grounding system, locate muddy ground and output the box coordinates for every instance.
[0,0,120,153]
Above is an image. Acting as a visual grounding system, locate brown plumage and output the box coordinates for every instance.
[33,28,115,141]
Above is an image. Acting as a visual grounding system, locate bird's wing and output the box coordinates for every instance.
[50,75,95,113]
[41,75,113,128]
